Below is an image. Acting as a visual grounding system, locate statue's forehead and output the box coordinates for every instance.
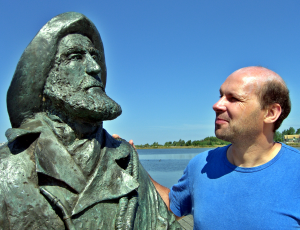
[58,34,94,53]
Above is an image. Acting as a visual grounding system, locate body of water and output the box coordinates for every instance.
[138,146,300,189]
[138,148,211,188]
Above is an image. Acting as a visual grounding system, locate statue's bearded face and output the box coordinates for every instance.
[43,34,122,123]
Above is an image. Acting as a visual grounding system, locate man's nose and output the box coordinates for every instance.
[85,54,101,76]
[213,96,226,112]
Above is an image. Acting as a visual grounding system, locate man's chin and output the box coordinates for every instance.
[215,129,231,142]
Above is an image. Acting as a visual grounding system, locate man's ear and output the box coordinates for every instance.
[264,103,281,124]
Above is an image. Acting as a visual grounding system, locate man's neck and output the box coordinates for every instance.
[227,135,282,168]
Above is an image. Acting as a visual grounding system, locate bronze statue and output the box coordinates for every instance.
[0,12,180,229]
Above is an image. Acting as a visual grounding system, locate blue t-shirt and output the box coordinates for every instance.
[169,144,300,229]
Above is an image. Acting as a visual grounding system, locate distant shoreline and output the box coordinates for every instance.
[136,145,226,150]
[136,143,300,150]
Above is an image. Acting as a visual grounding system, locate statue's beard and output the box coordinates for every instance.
[43,73,122,123]
[61,87,122,122]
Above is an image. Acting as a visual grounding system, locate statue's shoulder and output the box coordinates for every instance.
[0,142,12,160]
[117,138,135,151]
[102,129,135,153]
[1,129,39,158]
[0,128,40,178]
[0,137,38,195]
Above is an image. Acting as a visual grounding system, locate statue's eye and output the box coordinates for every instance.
[68,53,82,60]
[89,49,101,62]
[91,53,100,61]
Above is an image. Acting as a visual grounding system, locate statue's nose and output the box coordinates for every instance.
[86,54,101,76]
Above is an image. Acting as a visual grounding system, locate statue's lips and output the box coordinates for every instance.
[86,86,106,94]
[84,82,105,91]
[81,76,104,91]
[86,85,102,90]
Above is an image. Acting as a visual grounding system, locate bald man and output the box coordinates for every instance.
[147,66,300,229]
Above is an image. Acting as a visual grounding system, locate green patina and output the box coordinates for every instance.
[0,12,181,230]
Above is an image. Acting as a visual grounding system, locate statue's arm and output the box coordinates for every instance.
[148,174,171,210]
[148,174,183,221]
[112,134,183,223]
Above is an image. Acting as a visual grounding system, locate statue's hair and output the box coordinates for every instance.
[7,12,107,128]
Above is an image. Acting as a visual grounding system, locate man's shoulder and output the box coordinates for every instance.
[187,145,230,169]
[191,145,229,160]
[279,143,300,162]
[281,143,300,154]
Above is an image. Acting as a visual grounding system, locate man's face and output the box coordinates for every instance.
[212,72,265,143]
[44,34,122,123]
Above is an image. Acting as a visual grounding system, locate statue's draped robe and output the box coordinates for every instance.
[0,114,180,229]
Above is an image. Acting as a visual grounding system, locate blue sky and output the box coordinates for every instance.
[0,0,299,145]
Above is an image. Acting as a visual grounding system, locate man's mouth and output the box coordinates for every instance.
[215,117,229,124]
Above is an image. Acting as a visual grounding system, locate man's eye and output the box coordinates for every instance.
[68,54,82,60]
[229,97,238,102]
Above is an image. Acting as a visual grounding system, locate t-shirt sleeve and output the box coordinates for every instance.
[169,166,192,217]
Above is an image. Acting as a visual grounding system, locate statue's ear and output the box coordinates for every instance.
[264,103,281,124]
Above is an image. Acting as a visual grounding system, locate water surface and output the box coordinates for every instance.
[139,146,300,188]
[138,148,211,188]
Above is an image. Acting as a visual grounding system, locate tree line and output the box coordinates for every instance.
[274,127,300,142]
[136,136,231,148]
[136,127,300,148]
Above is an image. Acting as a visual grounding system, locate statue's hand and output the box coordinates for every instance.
[112,134,136,150]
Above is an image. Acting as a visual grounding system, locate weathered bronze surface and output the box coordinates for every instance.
[0,12,181,229]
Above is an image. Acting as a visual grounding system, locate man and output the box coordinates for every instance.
[142,66,300,229]
[0,12,180,229]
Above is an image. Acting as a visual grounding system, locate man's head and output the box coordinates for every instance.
[7,12,121,128]
[213,66,291,143]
